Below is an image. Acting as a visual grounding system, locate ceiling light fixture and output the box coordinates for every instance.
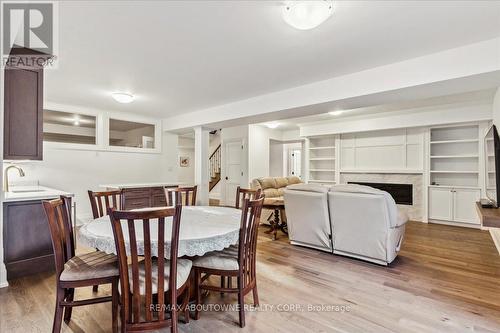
[73,115,80,126]
[111,92,135,104]
[265,122,280,129]
[328,110,343,116]
[282,0,333,30]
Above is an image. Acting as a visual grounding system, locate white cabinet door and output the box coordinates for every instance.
[453,188,481,224]
[429,187,453,221]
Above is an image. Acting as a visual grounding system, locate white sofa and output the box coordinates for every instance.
[284,183,407,265]
[283,184,332,252]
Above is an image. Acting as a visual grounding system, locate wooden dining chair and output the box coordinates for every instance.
[193,197,264,327]
[165,186,197,206]
[88,189,123,218]
[43,196,119,333]
[109,205,192,333]
[235,186,262,209]
[88,189,123,292]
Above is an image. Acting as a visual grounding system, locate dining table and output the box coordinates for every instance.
[78,206,242,258]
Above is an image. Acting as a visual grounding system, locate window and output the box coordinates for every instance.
[43,109,97,144]
[109,119,155,149]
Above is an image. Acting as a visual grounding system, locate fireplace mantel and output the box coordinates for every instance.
[340,169,423,174]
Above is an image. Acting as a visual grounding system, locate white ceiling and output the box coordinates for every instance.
[45,1,500,118]
[259,89,498,131]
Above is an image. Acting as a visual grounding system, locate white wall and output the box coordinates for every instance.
[247,125,284,182]
[493,87,500,126]
[7,132,179,224]
[269,140,284,177]
[177,137,195,184]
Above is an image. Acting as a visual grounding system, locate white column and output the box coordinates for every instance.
[0,61,8,288]
[194,126,210,205]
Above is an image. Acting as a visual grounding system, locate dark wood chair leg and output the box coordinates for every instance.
[253,285,259,306]
[52,287,65,333]
[63,288,74,323]
[93,285,99,292]
[112,280,119,333]
[194,269,201,320]
[171,301,178,333]
[237,277,245,328]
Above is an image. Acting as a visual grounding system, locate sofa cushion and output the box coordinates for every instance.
[264,196,284,206]
[286,183,330,193]
[287,176,302,185]
[277,188,285,197]
[275,177,289,188]
[263,188,280,198]
[258,177,277,190]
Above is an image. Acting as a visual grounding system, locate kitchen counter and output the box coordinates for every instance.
[3,185,74,280]
[4,185,74,202]
[100,182,185,190]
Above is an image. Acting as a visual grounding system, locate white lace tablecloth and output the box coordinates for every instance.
[78,206,241,257]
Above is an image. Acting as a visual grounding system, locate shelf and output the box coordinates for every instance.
[309,146,335,150]
[308,180,336,183]
[310,169,335,172]
[309,157,335,161]
[430,155,478,159]
[430,170,479,174]
[430,139,479,144]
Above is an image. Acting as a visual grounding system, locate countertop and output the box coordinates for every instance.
[4,185,74,202]
[100,182,185,189]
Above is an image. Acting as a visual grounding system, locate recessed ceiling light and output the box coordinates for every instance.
[265,123,280,129]
[283,0,334,30]
[73,115,80,126]
[328,110,343,116]
[111,92,134,104]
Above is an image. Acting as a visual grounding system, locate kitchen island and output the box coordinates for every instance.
[3,185,74,280]
[100,182,185,209]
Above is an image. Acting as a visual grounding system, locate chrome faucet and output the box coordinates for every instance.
[3,165,25,192]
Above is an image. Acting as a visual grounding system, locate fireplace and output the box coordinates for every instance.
[348,182,413,205]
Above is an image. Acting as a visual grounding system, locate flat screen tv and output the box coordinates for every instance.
[485,125,500,207]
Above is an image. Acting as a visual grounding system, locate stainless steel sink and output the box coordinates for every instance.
[10,189,46,193]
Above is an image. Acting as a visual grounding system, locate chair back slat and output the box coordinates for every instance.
[42,196,74,278]
[238,198,264,290]
[88,190,123,219]
[109,206,182,329]
[235,186,262,209]
[157,217,166,321]
[165,186,197,206]
[142,219,153,322]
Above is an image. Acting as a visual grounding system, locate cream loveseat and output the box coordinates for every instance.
[251,176,303,205]
[284,183,407,265]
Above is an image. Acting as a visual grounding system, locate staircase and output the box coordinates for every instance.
[209,144,221,191]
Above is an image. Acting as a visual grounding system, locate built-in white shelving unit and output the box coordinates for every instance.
[427,124,484,226]
[306,135,336,184]
[429,125,480,187]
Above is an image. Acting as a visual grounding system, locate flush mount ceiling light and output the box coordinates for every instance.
[282,0,333,30]
[111,92,135,104]
[73,115,80,126]
[265,122,280,129]
[328,110,343,116]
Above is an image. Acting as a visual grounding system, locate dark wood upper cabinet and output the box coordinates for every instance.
[3,64,44,160]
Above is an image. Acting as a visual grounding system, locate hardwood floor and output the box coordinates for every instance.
[2,221,500,332]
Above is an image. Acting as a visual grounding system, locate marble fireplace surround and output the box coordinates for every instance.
[339,172,424,222]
